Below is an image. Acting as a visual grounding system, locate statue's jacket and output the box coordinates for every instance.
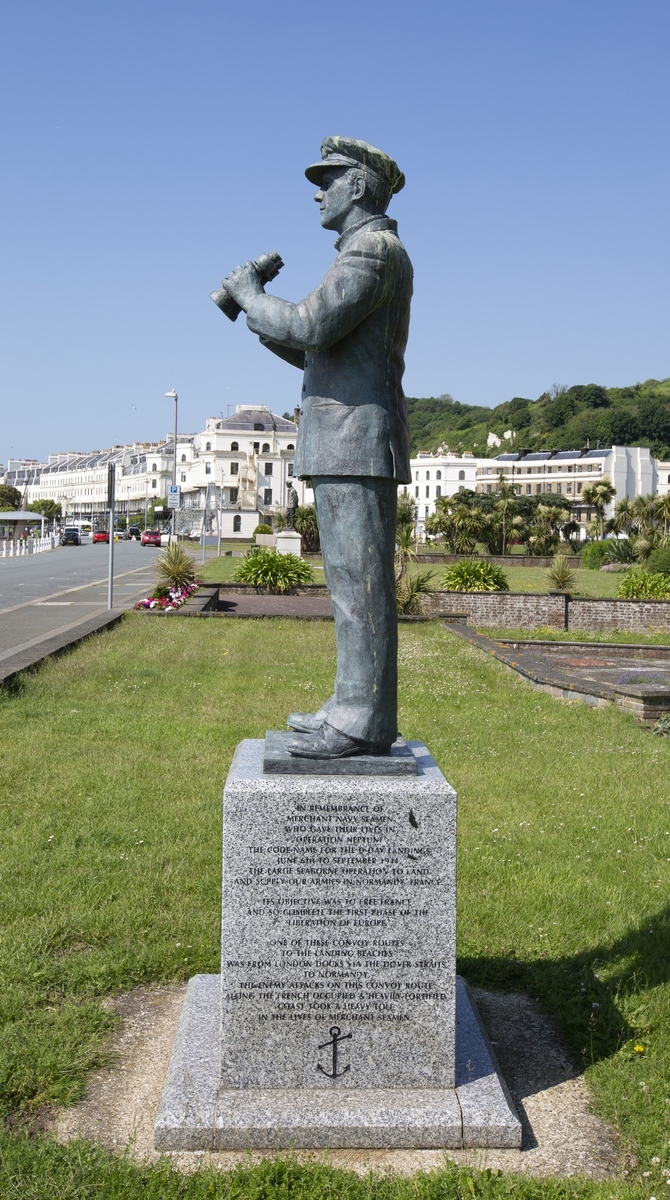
[246,215,413,483]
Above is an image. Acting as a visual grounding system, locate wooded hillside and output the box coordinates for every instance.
[407,378,670,459]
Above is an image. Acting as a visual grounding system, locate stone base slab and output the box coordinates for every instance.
[154,975,521,1151]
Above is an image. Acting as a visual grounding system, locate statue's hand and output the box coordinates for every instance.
[222,261,264,313]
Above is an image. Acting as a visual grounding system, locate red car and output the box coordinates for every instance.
[141,529,162,546]
[92,530,110,543]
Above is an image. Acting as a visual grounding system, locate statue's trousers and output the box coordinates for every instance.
[312,476,398,748]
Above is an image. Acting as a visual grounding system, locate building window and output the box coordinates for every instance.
[425,486,430,498]
[230,442,239,451]
[205,442,211,451]
[425,506,429,517]
[556,482,562,494]
[436,485,441,498]
[415,486,419,498]
[254,423,264,432]
[265,462,273,476]
[415,471,419,481]
[229,487,238,504]
[667,474,670,484]
[230,462,239,475]
[567,483,572,494]
[288,463,294,477]
[181,453,187,462]
[546,465,552,473]
[253,442,260,452]
[205,462,211,474]
[152,479,157,489]
[264,488,272,505]
[458,485,464,492]
[287,443,294,450]
[181,472,186,483]
[486,484,492,494]
[458,469,465,480]
[577,482,582,493]
[486,467,492,474]
[536,484,541,494]
[426,471,430,480]
[262,442,270,453]
[546,483,552,493]
[152,463,157,472]
[526,484,531,494]
[233,514,241,532]
[567,464,572,472]
[436,470,442,480]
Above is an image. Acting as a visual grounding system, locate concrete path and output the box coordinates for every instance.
[0,541,157,679]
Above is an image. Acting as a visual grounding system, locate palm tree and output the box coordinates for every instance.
[582,477,616,539]
[655,492,670,539]
[612,497,635,537]
[495,473,519,555]
[294,504,320,552]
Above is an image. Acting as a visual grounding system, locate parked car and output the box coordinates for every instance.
[115,529,131,540]
[141,529,162,547]
[92,530,110,544]
[129,525,141,540]
[61,528,81,546]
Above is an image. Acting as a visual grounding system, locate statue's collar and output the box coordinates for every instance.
[334,215,397,251]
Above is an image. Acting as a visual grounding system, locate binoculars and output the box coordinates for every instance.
[210,250,284,322]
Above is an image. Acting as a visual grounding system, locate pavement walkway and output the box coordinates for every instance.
[0,542,157,684]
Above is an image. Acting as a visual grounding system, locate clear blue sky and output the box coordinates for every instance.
[1,0,669,463]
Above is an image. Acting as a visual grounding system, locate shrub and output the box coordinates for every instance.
[233,548,314,593]
[604,538,636,564]
[253,524,273,536]
[396,570,435,615]
[646,547,670,577]
[442,560,509,592]
[294,505,320,553]
[581,540,610,570]
[546,554,575,592]
[154,543,197,589]
[615,570,670,600]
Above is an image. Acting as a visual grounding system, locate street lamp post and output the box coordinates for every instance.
[165,389,178,544]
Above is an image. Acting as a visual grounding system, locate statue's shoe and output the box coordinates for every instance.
[287,711,324,733]
[287,723,391,760]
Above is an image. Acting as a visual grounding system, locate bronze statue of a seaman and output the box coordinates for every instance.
[222,137,413,759]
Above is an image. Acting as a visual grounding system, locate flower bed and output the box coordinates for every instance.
[134,581,202,611]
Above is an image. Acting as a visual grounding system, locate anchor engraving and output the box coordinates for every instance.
[317,1025,352,1078]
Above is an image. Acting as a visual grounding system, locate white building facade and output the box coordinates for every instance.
[401,451,478,536]
[3,407,312,537]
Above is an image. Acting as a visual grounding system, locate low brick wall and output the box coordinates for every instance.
[425,590,670,632]
[414,553,583,568]
[568,597,670,633]
[423,591,567,628]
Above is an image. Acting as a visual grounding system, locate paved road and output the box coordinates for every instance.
[0,541,158,663]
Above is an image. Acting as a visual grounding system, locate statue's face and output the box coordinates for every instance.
[314,168,363,230]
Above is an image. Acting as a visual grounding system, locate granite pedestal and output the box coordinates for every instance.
[155,738,521,1149]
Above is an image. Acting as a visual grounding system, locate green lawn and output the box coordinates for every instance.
[196,553,615,598]
[1,616,668,1197]
[478,627,670,645]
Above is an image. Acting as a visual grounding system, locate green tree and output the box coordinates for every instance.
[294,505,320,553]
[582,477,616,539]
[396,491,416,532]
[0,485,21,510]
[27,499,62,522]
[494,473,519,555]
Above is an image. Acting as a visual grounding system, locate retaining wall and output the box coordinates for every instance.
[423,590,670,632]
[414,553,583,568]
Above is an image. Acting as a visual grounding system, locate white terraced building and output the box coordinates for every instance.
[3,407,314,538]
[5,413,670,540]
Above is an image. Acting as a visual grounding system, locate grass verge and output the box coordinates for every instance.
[476,627,670,645]
[1,616,669,1195]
